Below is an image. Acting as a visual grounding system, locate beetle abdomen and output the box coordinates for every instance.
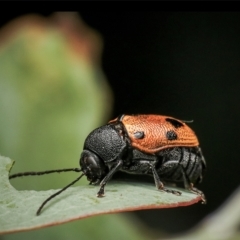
[157,147,205,184]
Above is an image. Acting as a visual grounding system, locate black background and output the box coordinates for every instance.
[1,12,240,234]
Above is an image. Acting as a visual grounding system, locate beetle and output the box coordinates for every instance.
[9,114,206,215]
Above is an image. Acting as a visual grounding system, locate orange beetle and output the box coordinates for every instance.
[10,114,206,215]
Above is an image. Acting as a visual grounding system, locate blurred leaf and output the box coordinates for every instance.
[1,156,202,235]
[0,12,112,191]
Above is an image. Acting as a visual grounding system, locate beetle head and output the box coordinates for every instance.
[80,150,108,184]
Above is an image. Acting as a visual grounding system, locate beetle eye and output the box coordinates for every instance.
[134,131,145,139]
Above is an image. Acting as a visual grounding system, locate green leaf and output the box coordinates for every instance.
[0,12,112,192]
[0,156,202,235]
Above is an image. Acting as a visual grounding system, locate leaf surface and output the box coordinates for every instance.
[0,156,202,235]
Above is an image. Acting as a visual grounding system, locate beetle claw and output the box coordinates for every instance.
[198,192,207,204]
[173,190,182,195]
[160,188,182,196]
[187,183,207,203]
[97,193,104,197]
[97,186,105,197]
[201,196,207,204]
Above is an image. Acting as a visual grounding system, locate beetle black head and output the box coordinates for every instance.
[80,150,108,184]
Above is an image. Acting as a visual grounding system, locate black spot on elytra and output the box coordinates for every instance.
[165,118,184,128]
[134,131,145,139]
[166,130,178,140]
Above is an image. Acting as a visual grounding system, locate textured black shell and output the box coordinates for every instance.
[84,125,126,163]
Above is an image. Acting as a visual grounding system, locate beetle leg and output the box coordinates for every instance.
[180,165,206,204]
[150,163,181,196]
[97,159,123,197]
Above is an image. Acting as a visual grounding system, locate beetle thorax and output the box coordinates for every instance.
[83,125,127,163]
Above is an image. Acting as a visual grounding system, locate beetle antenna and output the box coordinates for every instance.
[9,168,82,179]
[36,173,85,216]
[182,119,194,123]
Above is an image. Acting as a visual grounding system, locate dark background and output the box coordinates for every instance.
[1,12,240,234]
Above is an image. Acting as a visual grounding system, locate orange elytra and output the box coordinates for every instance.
[111,114,199,154]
